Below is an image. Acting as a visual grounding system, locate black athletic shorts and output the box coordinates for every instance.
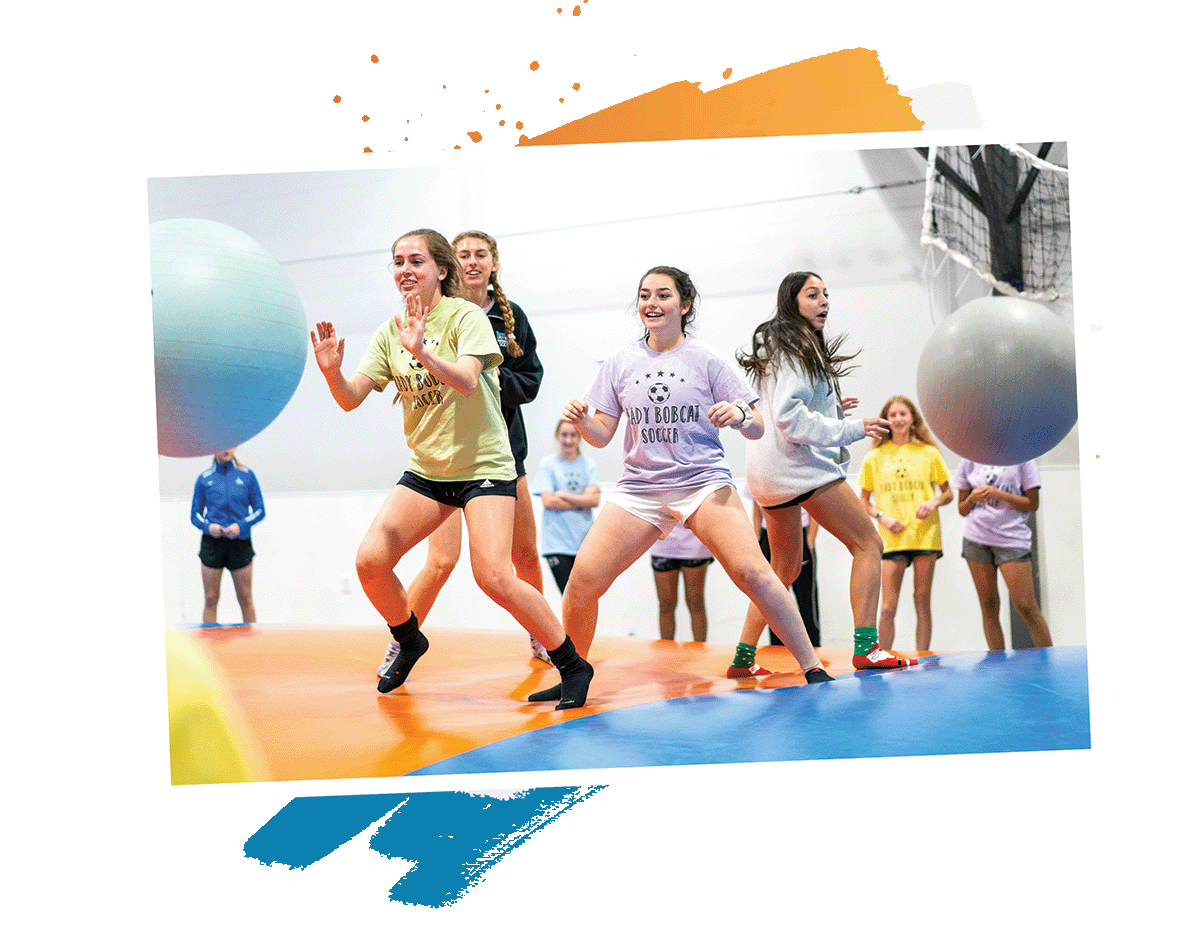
[199,534,255,571]
[399,470,517,507]
[764,487,818,510]
[650,555,715,573]
[881,548,943,564]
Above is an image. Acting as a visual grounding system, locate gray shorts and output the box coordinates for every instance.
[962,538,1031,566]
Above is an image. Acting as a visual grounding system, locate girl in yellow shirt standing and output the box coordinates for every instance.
[858,395,951,652]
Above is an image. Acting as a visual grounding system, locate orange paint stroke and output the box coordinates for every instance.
[518,48,921,147]
[723,68,732,79]
[468,131,483,143]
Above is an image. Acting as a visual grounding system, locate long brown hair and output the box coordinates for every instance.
[737,271,859,401]
[453,230,523,358]
[872,394,938,448]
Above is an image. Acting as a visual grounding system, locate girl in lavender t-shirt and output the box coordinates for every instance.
[951,459,1054,650]
[528,266,835,708]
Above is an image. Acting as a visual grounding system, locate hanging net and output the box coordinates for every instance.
[920,143,1071,305]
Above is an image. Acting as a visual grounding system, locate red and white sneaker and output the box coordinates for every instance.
[852,645,917,669]
[726,663,775,678]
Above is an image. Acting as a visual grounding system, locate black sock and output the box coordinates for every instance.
[804,667,834,684]
[378,613,429,693]
[528,636,593,709]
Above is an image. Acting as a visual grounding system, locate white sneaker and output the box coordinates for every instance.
[530,636,552,665]
[377,641,400,677]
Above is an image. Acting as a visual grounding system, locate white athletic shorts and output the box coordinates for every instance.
[605,482,733,539]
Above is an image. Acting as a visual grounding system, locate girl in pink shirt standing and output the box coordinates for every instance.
[951,459,1054,649]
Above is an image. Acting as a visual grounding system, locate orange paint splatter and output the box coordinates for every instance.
[573,4,581,14]
[332,95,341,103]
[370,55,379,63]
[496,103,502,110]
[519,48,922,146]
[361,115,370,122]
[499,120,505,126]
[530,60,539,70]
[558,97,564,103]
[516,121,524,129]
[364,147,373,152]
[723,68,732,79]
[468,130,483,143]
[572,83,580,90]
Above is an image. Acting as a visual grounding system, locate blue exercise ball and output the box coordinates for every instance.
[916,295,1076,466]
[151,218,307,458]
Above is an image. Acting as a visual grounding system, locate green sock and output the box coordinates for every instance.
[853,627,878,656]
[731,642,757,668]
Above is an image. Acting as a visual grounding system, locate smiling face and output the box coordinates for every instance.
[455,236,494,295]
[556,421,581,459]
[795,275,829,329]
[392,236,448,306]
[885,400,913,441]
[638,273,689,343]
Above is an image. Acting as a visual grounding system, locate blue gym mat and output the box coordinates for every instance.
[409,646,1089,775]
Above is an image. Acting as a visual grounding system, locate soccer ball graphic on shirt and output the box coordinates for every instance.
[406,337,439,371]
[647,382,670,403]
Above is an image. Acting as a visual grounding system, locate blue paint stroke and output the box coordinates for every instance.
[244,786,606,908]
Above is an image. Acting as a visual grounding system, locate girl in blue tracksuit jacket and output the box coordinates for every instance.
[191,448,265,624]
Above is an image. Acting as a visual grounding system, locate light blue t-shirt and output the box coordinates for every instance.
[530,452,600,555]
[583,337,757,494]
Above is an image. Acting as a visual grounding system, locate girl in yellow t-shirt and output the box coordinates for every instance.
[858,395,951,652]
[310,228,592,709]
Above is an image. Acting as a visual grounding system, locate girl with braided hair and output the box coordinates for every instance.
[728,271,917,677]
[376,229,553,677]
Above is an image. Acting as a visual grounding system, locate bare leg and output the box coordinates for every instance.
[688,487,821,674]
[681,563,709,642]
[511,476,543,593]
[230,561,257,624]
[200,565,223,625]
[802,480,884,631]
[967,561,1005,650]
[999,560,1054,647]
[355,486,455,627]
[878,558,907,650]
[561,503,663,659]
[654,569,679,640]
[910,553,938,651]
[461,494,565,648]
[406,510,462,625]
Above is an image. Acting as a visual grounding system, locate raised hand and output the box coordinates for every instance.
[310,321,345,373]
[397,291,428,359]
[862,416,890,441]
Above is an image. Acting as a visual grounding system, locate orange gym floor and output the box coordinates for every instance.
[165,625,1089,785]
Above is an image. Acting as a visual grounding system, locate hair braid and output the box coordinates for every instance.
[452,229,523,358]
[491,279,523,358]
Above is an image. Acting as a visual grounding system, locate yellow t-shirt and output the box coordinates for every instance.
[356,296,516,481]
[859,441,950,553]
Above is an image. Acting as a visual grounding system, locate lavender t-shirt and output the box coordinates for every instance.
[951,459,1041,548]
[583,337,758,493]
